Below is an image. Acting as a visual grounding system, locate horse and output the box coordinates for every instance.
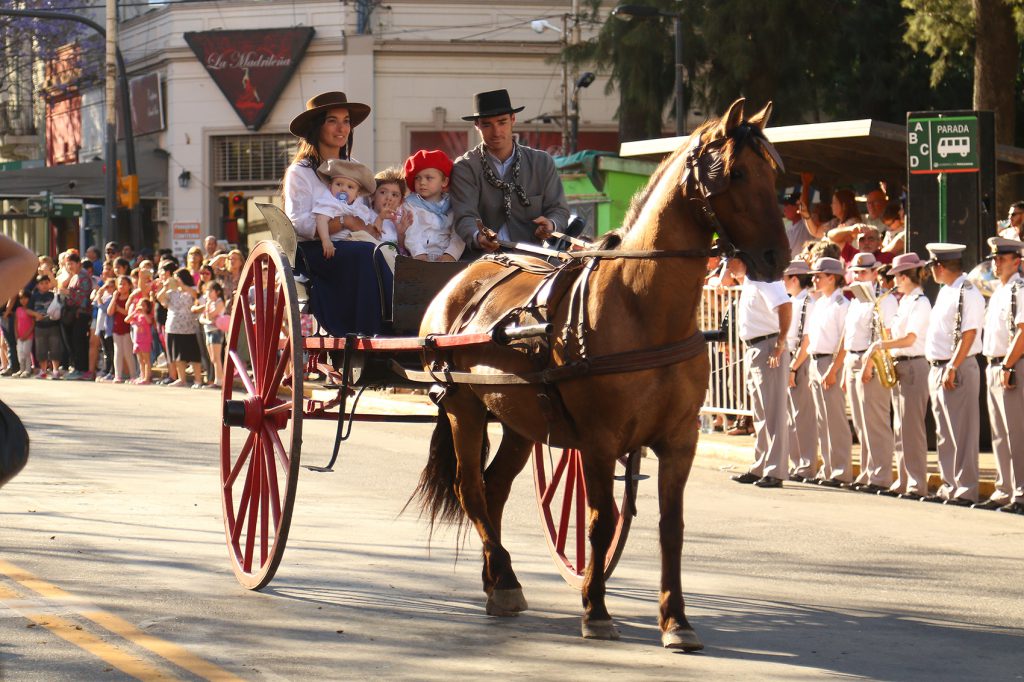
[413,98,789,649]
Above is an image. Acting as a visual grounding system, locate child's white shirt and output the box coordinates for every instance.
[313,193,378,241]
[404,203,464,260]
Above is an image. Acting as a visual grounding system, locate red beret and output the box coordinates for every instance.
[403,149,453,182]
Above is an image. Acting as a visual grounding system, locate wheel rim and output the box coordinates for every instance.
[220,241,303,590]
[532,445,639,589]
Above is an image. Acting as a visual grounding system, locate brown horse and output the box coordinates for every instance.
[414,99,789,648]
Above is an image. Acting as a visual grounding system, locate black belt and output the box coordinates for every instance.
[895,355,924,362]
[745,333,778,345]
[986,356,1005,366]
[929,360,950,367]
[811,353,833,360]
[847,348,868,356]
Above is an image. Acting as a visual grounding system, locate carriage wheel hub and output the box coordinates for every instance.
[223,396,265,430]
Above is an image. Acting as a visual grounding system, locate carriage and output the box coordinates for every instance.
[219,204,641,592]
[217,99,790,648]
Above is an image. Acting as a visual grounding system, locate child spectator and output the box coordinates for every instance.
[92,277,116,380]
[368,166,408,245]
[28,276,61,379]
[402,149,464,261]
[197,281,226,388]
[313,158,378,258]
[107,275,136,383]
[14,291,33,377]
[128,299,155,385]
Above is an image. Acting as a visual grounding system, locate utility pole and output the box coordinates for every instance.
[104,0,118,247]
[560,12,569,156]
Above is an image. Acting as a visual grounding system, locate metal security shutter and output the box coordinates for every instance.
[212,134,296,187]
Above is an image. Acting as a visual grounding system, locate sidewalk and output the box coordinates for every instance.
[697,429,999,499]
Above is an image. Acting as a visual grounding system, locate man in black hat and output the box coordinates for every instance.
[450,89,570,254]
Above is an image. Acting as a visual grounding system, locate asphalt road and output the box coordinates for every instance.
[1,378,1022,680]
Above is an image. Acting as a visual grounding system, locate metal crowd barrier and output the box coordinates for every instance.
[699,285,752,418]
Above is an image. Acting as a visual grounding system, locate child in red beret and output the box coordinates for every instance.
[402,149,465,261]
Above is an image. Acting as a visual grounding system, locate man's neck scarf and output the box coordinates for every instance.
[478,143,531,220]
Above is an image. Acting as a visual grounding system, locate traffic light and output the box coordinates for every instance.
[116,160,139,209]
[229,192,246,220]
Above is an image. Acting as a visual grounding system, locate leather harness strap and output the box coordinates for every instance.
[399,329,707,386]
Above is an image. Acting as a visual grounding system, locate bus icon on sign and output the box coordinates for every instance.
[938,136,971,158]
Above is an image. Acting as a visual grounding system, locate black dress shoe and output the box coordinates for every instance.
[817,478,842,488]
[878,488,901,497]
[755,476,783,488]
[971,499,1006,511]
[897,492,922,500]
[859,484,884,494]
[838,481,857,490]
[944,498,974,507]
[788,473,806,483]
[731,472,759,484]
[998,502,1024,515]
[921,495,944,503]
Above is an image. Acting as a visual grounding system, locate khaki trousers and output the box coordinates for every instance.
[844,353,895,487]
[788,362,818,478]
[985,358,1024,504]
[928,358,980,502]
[891,357,930,495]
[744,339,789,479]
[810,355,853,482]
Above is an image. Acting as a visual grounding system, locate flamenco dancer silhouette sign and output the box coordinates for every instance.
[185,28,315,130]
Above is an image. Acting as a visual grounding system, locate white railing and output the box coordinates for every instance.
[699,285,752,417]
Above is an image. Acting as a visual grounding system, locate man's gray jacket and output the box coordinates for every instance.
[450,143,570,252]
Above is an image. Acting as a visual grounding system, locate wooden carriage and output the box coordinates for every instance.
[218,204,641,590]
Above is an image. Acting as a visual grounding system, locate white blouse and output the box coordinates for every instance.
[284,162,330,241]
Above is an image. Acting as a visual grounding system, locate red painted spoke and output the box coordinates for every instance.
[575,455,586,573]
[263,402,292,418]
[263,423,290,471]
[224,430,256,490]
[259,439,270,567]
[262,316,290,403]
[541,449,571,508]
[228,350,258,397]
[238,287,259,379]
[252,260,267,383]
[231,434,258,547]
[262,428,282,526]
[260,264,281,385]
[242,431,263,572]
[556,454,576,555]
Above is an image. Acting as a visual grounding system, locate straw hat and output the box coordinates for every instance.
[289,92,371,138]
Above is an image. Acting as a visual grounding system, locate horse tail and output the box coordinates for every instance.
[407,403,488,539]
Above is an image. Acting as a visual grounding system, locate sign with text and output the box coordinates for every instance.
[130,73,165,136]
[171,221,202,259]
[907,115,980,174]
[184,28,315,131]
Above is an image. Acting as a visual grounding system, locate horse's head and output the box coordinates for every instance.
[682,98,789,282]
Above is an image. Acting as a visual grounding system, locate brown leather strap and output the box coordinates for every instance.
[406,330,707,386]
[447,266,522,334]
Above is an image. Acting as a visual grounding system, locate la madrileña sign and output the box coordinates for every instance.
[184,28,315,130]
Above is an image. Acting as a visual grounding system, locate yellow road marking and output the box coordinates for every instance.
[0,559,245,681]
[0,583,178,680]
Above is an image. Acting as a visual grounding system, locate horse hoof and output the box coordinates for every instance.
[485,588,528,617]
[662,626,704,651]
[581,618,620,640]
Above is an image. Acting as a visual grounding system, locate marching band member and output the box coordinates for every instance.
[865,253,931,499]
[792,257,853,487]
[845,253,897,493]
[783,258,818,481]
[923,243,985,506]
[728,256,793,488]
[974,237,1024,514]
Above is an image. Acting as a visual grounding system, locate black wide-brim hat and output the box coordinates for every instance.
[289,91,371,138]
[462,89,525,121]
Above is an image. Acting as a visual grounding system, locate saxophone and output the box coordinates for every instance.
[870,289,898,388]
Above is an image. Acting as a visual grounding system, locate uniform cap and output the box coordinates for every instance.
[924,242,967,266]
[985,236,1024,258]
[783,258,811,276]
[809,257,844,276]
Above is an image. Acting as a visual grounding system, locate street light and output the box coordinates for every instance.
[570,71,595,154]
[611,3,685,137]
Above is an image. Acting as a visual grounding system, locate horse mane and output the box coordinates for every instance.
[596,113,775,250]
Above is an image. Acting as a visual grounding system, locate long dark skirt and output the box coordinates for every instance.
[295,241,393,337]
[167,332,202,363]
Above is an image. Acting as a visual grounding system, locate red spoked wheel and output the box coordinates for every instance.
[220,241,303,590]
[533,445,640,589]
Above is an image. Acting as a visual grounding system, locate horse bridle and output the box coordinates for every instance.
[681,126,786,261]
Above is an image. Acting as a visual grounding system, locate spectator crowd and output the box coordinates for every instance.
[0,235,242,388]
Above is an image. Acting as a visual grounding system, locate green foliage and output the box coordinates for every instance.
[902,0,975,88]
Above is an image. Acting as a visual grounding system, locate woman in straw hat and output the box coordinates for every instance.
[282,92,393,336]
